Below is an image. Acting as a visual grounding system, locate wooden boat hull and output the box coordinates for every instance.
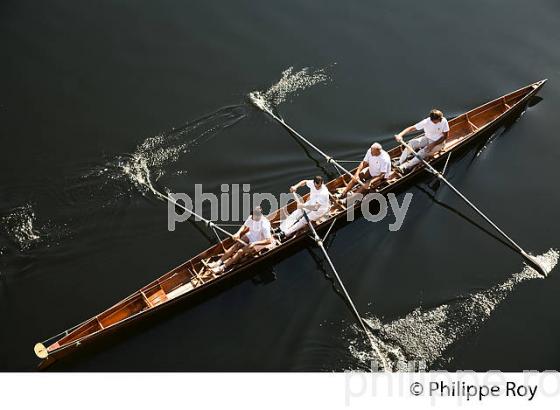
[36,79,547,369]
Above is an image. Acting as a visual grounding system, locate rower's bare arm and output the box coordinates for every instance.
[301,201,318,211]
[443,130,450,141]
[341,161,367,195]
[395,125,417,141]
[369,174,384,186]
[290,179,307,192]
[353,161,367,180]
[234,225,249,239]
[426,132,448,152]
[249,229,274,247]
[249,237,272,248]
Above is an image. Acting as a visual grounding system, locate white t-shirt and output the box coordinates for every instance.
[414,117,450,142]
[244,216,272,243]
[305,180,330,213]
[363,149,391,178]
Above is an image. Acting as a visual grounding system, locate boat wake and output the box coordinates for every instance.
[346,249,558,371]
[86,104,248,199]
[0,106,247,270]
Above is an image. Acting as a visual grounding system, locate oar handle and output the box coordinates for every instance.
[291,190,302,206]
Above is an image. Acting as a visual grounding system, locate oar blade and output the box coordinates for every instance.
[522,252,548,277]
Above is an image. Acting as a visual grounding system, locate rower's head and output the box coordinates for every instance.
[429,109,444,124]
[251,206,263,221]
[313,175,324,189]
[370,142,382,156]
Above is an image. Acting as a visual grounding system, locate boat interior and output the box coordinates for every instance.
[43,82,539,354]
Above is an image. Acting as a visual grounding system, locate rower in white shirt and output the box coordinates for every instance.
[340,142,392,197]
[394,109,450,173]
[209,206,273,273]
[278,176,331,238]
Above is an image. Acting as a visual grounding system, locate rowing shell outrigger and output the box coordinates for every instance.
[34,79,548,369]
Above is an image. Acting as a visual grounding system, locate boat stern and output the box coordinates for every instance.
[34,343,49,359]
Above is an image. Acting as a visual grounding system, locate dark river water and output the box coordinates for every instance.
[1,0,559,371]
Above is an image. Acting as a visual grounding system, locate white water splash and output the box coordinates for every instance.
[347,249,558,371]
[249,66,331,111]
[117,134,184,196]
[1,204,41,250]
[88,105,247,198]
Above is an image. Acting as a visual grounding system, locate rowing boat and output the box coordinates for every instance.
[34,79,547,368]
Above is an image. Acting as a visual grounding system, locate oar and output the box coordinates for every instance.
[397,138,547,276]
[154,190,248,246]
[249,93,365,187]
[291,193,387,368]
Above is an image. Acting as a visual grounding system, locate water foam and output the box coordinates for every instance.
[249,66,331,111]
[347,249,558,371]
[0,204,41,251]
[88,105,247,198]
